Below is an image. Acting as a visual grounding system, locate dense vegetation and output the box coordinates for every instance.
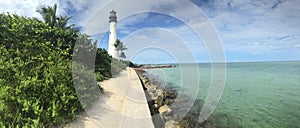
[0,6,128,127]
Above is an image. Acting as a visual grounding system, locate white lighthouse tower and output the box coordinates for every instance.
[108,10,119,59]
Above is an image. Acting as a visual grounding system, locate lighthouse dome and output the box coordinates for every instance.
[109,10,117,23]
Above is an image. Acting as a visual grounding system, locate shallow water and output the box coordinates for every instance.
[146,61,300,128]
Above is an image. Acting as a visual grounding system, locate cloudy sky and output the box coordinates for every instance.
[1,0,299,64]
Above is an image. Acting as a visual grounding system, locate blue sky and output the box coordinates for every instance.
[1,0,299,64]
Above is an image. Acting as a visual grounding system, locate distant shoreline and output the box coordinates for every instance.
[136,60,300,65]
[140,64,175,69]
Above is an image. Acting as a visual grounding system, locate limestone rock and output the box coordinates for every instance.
[158,105,171,114]
[165,120,179,128]
[157,89,164,96]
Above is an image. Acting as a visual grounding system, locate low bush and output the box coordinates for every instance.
[0,13,108,127]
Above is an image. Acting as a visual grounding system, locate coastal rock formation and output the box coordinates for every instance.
[135,69,203,127]
[158,105,172,114]
[135,69,177,125]
[135,68,236,128]
[165,120,180,128]
[141,64,175,69]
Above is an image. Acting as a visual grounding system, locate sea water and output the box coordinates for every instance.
[146,61,300,128]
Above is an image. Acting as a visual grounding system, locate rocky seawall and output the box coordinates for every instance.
[141,64,175,69]
[135,68,223,128]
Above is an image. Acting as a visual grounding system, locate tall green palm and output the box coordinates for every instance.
[114,39,122,51]
[120,43,127,51]
[114,39,127,60]
[119,52,126,60]
[36,3,77,53]
[56,15,72,28]
[114,39,127,51]
[37,4,57,27]
[119,42,127,60]
[37,4,72,28]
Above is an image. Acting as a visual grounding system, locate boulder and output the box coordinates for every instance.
[165,120,180,128]
[157,89,164,96]
[158,104,172,114]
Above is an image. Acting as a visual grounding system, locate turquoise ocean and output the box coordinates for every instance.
[146,61,300,128]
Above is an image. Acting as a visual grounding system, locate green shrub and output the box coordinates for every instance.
[0,12,128,127]
[0,13,99,127]
[72,62,102,109]
[95,48,112,79]
[0,44,81,127]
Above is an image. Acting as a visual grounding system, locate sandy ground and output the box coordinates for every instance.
[65,68,154,128]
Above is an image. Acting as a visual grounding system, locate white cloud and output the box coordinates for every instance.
[1,0,299,61]
[200,0,300,56]
[58,0,112,25]
[117,13,150,34]
[0,0,59,19]
[123,28,203,63]
[0,0,111,24]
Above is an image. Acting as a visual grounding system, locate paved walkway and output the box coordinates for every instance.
[66,68,154,128]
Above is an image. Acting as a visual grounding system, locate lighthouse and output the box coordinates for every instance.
[108,10,119,59]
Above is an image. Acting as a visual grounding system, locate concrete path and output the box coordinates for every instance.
[65,68,154,128]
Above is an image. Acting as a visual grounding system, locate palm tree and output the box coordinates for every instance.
[119,42,127,60]
[56,15,72,28]
[114,39,122,51]
[114,39,127,60]
[37,4,72,28]
[37,4,57,27]
[119,52,126,60]
[114,39,121,59]
[119,43,127,52]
